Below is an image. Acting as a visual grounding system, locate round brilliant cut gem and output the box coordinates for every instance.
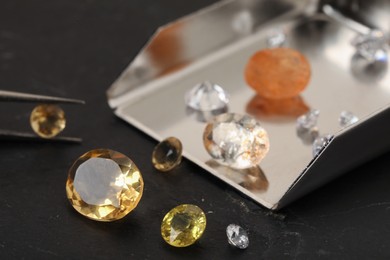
[161,204,206,247]
[152,137,183,172]
[66,149,144,222]
[30,104,66,138]
[351,30,388,62]
[312,134,333,157]
[185,81,229,112]
[203,113,270,169]
[296,109,319,130]
[266,28,286,48]
[226,224,249,249]
[339,111,359,128]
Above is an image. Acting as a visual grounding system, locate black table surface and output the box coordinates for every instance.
[1,0,390,259]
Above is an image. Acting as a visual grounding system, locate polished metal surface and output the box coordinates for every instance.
[107,0,390,209]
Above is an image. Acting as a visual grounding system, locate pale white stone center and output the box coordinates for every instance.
[74,158,124,208]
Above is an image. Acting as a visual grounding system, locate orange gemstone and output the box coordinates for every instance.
[244,48,311,99]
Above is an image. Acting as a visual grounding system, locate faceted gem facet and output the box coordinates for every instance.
[161,204,206,247]
[152,137,183,172]
[66,149,144,222]
[30,104,66,138]
[226,224,249,249]
[185,81,229,112]
[245,47,311,99]
[312,134,333,157]
[203,113,270,169]
[339,111,359,128]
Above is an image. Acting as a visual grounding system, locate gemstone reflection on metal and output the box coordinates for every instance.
[312,134,333,157]
[226,224,249,249]
[185,81,229,112]
[231,10,254,35]
[339,111,359,128]
[203,113,269,169]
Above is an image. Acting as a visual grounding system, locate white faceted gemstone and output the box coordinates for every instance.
[351,30,389,62]
[185,81,229,112]
[203,113,270,169]
[339,111,359,128]
[226,224,249,249]
[297,109,319,130]
[312,134,333,157]
[266,28,286,48]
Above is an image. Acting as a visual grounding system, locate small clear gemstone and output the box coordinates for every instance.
[203,113,270,169]
[296,109,320,144]
[185,81,229,112]
[312,134,333,157]
[226,224,249,249]
[266,28,286,48]
[351,30,389,62]
[297,109,319,130]
[339,111,359,128]
[152,137,183,172]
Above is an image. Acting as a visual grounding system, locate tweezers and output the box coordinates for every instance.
[0,90,85,143]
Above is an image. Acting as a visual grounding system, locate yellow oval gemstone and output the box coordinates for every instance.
[152,137,183,172]
[30,104,66,138]
[66,149,144,222]
[161,204,206,247]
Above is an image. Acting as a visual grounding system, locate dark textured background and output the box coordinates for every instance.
[1,0,390,259]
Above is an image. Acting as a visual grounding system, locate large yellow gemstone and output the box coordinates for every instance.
[66,149,144,222]
[161,204,206,247]
[30,104,66,138]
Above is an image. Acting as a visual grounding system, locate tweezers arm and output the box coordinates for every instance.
[0,130,82,143]
[0,90,85,104]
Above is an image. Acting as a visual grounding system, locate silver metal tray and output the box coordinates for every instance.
[107,0,390,209]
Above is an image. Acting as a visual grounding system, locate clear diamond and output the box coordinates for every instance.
[203,113,270,169]
[266,28,286,48]
[297,109,319,130]
[185,81,229,112]
[339,111,359,128]
[312,134,333,157]
[296,109,320,144]
[226,224,249,249]
[351,30,389,62]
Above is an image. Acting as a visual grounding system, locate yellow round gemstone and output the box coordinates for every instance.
[66,149,144,222]
[161,204,206,247]
[30,104,66,138]
[152,137,183,172]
